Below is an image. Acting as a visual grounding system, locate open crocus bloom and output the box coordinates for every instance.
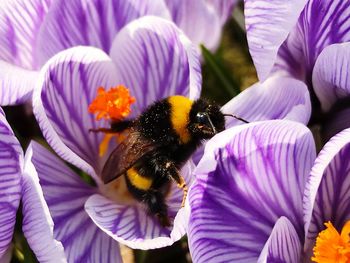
[188,119,350,262]
[244,0,350,139]
[0,0,235,106]
[0,108,66,262]
[32,16,200,256]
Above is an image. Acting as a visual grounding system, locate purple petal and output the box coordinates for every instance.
[0,0,51,69]
[36,0,170,66]
[0,109,22,258]
[22,143,66,262]
[85,162,194,249]
[275,0,350,82]
[110,16,202,112]
[304,128,350,255]
[188,120,315,262]
[33,46,120,180]
[244,0,308,81]
[0,61,38,105]
[164,0,221,51]
[207,0,238,25]
[313,43,350,111]
[0,245,12,263]
[258,217,301,263]
[222,75,311,128]
[30,141,122,263]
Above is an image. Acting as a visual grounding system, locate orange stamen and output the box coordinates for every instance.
[312,220,350,263]
[88,85,135,121]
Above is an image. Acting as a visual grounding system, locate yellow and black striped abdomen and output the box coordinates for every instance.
[125,167,153,191]
[167,96,193,144]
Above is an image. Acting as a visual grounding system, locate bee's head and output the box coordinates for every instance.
[188,99,225,139]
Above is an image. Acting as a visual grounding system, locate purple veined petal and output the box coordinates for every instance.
[244,0,308,81]
[36,0,170,66]
[304,128,350,255]
[22,143,66,263]
[33,46,121,180]
[164,0,221,51]
[0,109,22,259]
[30,141,122,263]
[0,60,39,106]
[313,43,350,112]
[188,120,315,263]
[275,0,350,83]
[207,0,238,25]
[0,245,12,263]
[257,217,302,263]
[0,0,52,69]
[109,16,202,113]
[221,74,311,129]
[85,161,195,250]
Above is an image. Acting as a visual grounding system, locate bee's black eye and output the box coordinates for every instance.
[196,112,209,124]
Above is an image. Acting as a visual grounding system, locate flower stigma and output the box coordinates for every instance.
[312,220,350,263]
[89,85,135,156]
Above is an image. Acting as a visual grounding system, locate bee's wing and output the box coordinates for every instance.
[101,129,156,184]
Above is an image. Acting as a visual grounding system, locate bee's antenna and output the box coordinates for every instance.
[223,114,250,124]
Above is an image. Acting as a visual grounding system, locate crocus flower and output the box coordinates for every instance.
[0,107,66,262]
[0,0,235,106]
[188,119,350,262]
[245,0,350,140]
[31,16,201,256]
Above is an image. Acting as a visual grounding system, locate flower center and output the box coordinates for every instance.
[89,85,135,156]
[89,85,135,121]
[312,220,350,263]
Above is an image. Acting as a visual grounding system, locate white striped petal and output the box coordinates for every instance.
[109,16,202,111]
[189,120,315,263]
[165,0,221,51]
[0,61,38,105]
[258,217,301,263]
[0,0,51,69]
[33,46,120,181]
[304,128,350,255]
[222,74,311,128]
[313,43,350,112]
[36,0,170,66]
[85,161,194,249]
[22,143,66,263]
[0,109,22,258]
[30,141,122,263]
[244,0,308,81]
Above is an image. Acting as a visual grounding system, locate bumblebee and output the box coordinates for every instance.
[93,95,230,226]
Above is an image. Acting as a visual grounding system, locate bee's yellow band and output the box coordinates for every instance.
[168,96,193,144]
[126,168,152,190]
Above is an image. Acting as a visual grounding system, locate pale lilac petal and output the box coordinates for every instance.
[304,128,350,254]
[30,141,122,263]
[221,75,311,128]
[0,0,51,69]
[207,0,238,25]
[275,0,350,82]
[33,46,120,180]
[85,162,194,249]
[257,217,301,263]
[22,143,66,263]
[109,16,202,113]
[313,43,350,111]
[165,0,221,51]
[0,61,38,105]
[0,245,12,263]
[188,120,315,263]
[245,0,308,81]
[36,0,170,65]
[0,109,22,259]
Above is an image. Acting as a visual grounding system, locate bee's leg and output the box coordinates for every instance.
[143,189,171,227]
[89,120,134,133]
[153,157,188,208]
